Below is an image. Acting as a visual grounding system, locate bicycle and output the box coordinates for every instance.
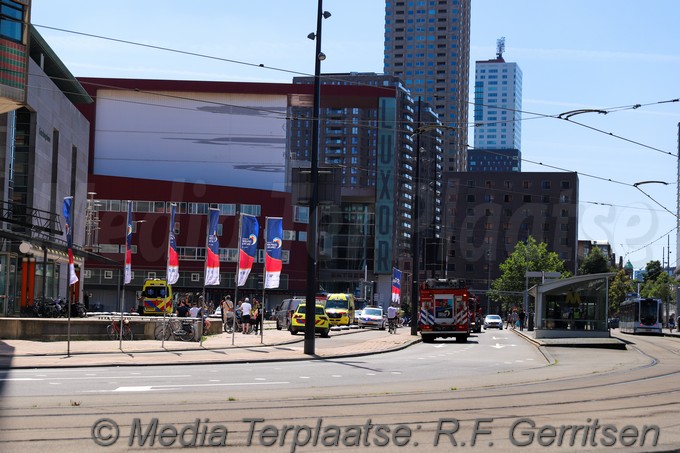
[154,318,196,341]
[225,315,242,334]
[154,318,174,341]
[107,318,133,341]
[388,317,398,334]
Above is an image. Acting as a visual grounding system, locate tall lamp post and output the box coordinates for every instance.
[304,1,330,355]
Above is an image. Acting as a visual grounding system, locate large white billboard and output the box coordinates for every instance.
[93,89,287,191]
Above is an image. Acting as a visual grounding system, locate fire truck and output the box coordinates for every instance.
[418,278,470,343]
[468,297,483,333]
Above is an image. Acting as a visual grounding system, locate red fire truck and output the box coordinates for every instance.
[418,278,470,343]
[468,297,483,333]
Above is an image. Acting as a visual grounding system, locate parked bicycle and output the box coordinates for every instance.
[154,317,196,342]
[107,318,133,341]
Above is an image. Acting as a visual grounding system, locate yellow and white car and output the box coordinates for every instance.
[290,304,331,337]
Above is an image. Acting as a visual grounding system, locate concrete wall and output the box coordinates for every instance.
[0,316,221,341]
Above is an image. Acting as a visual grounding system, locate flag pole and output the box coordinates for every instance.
[64,196,74,357]
[162,203,176,348]
[201,210,211,346]
[261,217,268,344]
[120,200,132,351]
[232,213,242,345]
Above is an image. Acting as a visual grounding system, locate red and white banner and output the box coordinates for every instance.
[166,203,179,285]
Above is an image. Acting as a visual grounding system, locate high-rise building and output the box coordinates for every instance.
[384,0,471,173]
[291,73,443,296]
[470,38,523,172]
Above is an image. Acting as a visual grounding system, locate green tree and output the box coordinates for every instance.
[643,260,663,283]
[608,269,635,316]
[640,270,675,303]
[488,236,570,313]
[579,246,612,275]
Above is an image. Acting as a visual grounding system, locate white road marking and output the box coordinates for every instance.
[106,381,291,393]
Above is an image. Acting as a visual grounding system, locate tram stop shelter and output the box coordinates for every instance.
[528,272,616,339]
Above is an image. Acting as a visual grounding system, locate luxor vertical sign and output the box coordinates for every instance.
[374,98,396,274]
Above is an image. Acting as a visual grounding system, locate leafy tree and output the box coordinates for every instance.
[640,270,675,303]
[579,246,612,275]
[608,269,635,316]
[488,236,570,313]
[643,260,663,283]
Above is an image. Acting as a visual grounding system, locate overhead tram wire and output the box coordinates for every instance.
[36,24,680,160]
[34,25,680,216]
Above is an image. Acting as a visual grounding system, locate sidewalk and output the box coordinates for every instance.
[0,325,421,369]
[510,325,680,349]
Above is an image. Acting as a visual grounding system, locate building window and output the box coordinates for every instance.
[294,206,309,223]
[104,271,113,280]
[240,204,261,216]
[523,195,532,202]
[191,273,200,282]
[0,0,25,42]
[466,194,475,202]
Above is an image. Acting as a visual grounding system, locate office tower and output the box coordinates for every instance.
[384,0,471,172]
[470,37,523,172]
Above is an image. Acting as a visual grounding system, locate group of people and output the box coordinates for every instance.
[175,296,212,332]
[506,309,526,331]
[219,295,262,335]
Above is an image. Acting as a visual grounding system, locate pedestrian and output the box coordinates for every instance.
[241,297,252,334]
[518,309,526,331]
[251,299,260,334]
[669,314,675,333]
[176,300,190,318]
[221,295,234,332]
[189,301,200,318]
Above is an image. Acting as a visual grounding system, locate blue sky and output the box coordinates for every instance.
[31,1,680,270]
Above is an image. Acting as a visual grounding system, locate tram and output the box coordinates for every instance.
[619,297,663,334]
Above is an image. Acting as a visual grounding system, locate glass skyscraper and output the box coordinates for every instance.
[384,0,471,173]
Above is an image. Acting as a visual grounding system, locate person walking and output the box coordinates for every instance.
[241,298,252,334]
[251,299,261,335]
[221,295,234,332]
[518,309,526,331]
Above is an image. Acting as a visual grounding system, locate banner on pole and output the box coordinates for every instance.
[166,203,179,285]
[264,217,283,289]
[205,208,220,285]
[62,197,79,286]
[392,267,402,303]
[237,214,259,287]
[124,201,133,285]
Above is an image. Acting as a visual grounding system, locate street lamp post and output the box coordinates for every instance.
[304,1,330,355]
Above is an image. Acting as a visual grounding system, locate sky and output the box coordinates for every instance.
[30,0,680,271]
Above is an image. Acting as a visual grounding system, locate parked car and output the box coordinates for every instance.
[274,298,304,331]
[483,314,503,330]
[358,306,386,330]
[290,304,330,337]
[607,317,620,329]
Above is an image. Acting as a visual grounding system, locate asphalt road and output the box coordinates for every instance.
[1,330,678,452]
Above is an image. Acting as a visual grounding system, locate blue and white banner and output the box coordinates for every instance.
[62,197,79,286]
[124,201,133,285]
[391,267,402,303]
[204,208,220,285]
